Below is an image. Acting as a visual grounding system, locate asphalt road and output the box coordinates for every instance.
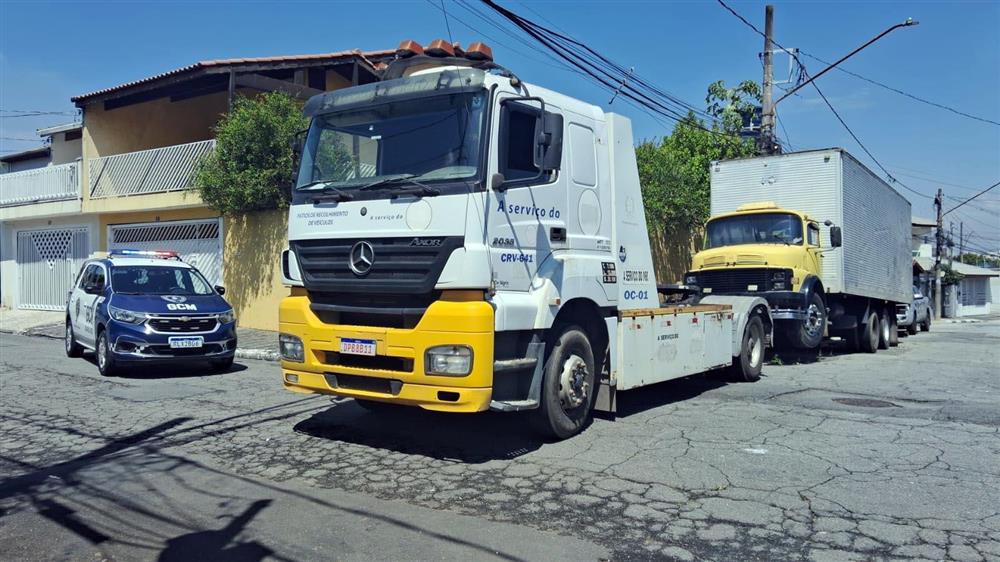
[0,319,998,561]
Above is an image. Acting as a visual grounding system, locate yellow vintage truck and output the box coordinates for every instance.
[684,149,912,352]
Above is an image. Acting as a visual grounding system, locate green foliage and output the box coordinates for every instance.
[637,80,760,235]
[959,252,1000,268]
[194,92,307,214]
[941,263,965,286]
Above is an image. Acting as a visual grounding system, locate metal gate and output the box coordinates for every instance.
[108,219,223,284]
[16,227,90,311]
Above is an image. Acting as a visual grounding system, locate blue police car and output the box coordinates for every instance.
[65,250,237,376]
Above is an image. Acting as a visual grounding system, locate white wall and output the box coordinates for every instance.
[0,215,100,309]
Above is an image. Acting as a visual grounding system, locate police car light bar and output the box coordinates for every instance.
[109,249,181,260]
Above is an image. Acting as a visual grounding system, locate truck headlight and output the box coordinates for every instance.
[425,345,473,376]
[279,333,304,362]
[770,270,789,290]
[218,309,235,324]
[109,306,145,324]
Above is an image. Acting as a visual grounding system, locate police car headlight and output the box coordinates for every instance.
[425,345,473,376]
[218,309,235,324]
[109,306,145,324]
[685,274,698,285]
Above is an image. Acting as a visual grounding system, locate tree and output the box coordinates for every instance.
[637,80,760,237]
[959,252,1000,269]
[194,92,307,214]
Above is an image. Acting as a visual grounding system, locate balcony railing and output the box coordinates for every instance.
[0,162,81,207]
[88,139,216,199]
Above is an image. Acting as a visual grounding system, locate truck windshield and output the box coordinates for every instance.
[706,213,804,248]
[111,266,214,296]
[296,91,487,194]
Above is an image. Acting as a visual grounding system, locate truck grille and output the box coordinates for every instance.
[292,237,463,295]
[695,269,774,294]
[147,316,217,333]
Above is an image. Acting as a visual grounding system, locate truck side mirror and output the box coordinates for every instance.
[830,226,843,248]
[214,285,226,296]
[490,172,506,192]
[291,129,307,157]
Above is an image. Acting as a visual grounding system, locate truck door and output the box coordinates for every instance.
[486,95,566,292]
[806,221,822,277]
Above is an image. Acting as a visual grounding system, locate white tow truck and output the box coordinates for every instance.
[278,40,772,439]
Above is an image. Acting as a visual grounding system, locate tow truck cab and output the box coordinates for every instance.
[278,41,771,439]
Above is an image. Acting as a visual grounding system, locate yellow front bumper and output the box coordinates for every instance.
[279,293,495,413]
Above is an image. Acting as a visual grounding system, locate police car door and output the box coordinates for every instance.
[486,94,565,292]
[75,264,105,345]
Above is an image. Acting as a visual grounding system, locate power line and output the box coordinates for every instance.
[943,180,1000,217]
[716,0,936,201]
[797,50,1000,127]
[439,0,455,43]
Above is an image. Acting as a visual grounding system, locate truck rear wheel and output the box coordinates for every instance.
[731,315,764,382]
[889,315,899,346]
[786,292,825,349]
[860,311,879,353]
[531,325,596,440]
[877,310,890,350]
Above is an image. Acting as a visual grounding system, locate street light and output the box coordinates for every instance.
[774,18,919,106]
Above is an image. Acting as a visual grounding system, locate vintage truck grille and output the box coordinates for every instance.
[695,268,775,294]
[292,237,463,295]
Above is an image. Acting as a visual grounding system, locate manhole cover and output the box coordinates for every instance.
[833,397,897,408]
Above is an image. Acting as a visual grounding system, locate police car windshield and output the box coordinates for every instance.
[111,266,214,296]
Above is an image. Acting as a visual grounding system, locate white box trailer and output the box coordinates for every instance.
[710,148,912,304]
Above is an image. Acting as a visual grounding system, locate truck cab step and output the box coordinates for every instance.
[489,399,539,412]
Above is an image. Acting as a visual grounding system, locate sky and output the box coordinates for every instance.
[1,0,998,253]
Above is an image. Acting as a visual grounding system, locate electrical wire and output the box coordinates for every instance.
[440,0,455,43]
[797,50,1000,127]
[716,0,939,201]
[479,0,743,140]
[943,180,1000,217]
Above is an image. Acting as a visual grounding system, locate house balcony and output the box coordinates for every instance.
[88,139,216,199]
[0,162,83,220]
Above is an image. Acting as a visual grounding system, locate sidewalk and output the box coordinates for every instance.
[0,307,279,361]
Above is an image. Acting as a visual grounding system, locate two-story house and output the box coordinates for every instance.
[1,48,393,330]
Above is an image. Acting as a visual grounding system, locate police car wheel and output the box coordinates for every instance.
[96,330,120,377]
[65,321,83,358]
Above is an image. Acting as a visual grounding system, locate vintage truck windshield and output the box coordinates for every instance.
[706,213,804,248]
[296,91,487,194]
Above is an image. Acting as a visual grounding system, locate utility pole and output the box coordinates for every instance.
[759,4,775,155]
[933,189,943,319]
[958,222,964,264]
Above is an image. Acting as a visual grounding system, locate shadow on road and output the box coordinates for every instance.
[80,355,248,378]
[0,399,532,561]
[614,372,731,417]
[293,399,544,463]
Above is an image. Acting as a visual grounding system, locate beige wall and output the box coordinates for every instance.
[650,227,703,285]
[222,209,288,331]
[50,132,82,165]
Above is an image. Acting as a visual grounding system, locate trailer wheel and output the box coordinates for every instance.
[786,292,825,349]
[877,310,890,350]
[731,315,764,382]
[860,311,879,353]
[531,325,596,440]
[889,315,899,347]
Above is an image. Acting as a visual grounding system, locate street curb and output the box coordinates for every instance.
[2,327,280,362]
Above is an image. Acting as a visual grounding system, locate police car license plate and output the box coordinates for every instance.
[169,336,204,349]
[340,338,376,356]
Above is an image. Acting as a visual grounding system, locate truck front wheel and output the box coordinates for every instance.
[532,325,596,440]
[731,315,765,382]
[786,292,826,349]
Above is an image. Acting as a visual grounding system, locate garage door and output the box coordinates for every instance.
[16,227,90,311]
[108,219,223,284]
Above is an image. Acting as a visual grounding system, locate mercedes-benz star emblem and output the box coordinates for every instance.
[349,241,375,276]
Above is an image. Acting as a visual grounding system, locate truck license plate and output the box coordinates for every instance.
[340,338,376,356]
[169,336,204,349]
